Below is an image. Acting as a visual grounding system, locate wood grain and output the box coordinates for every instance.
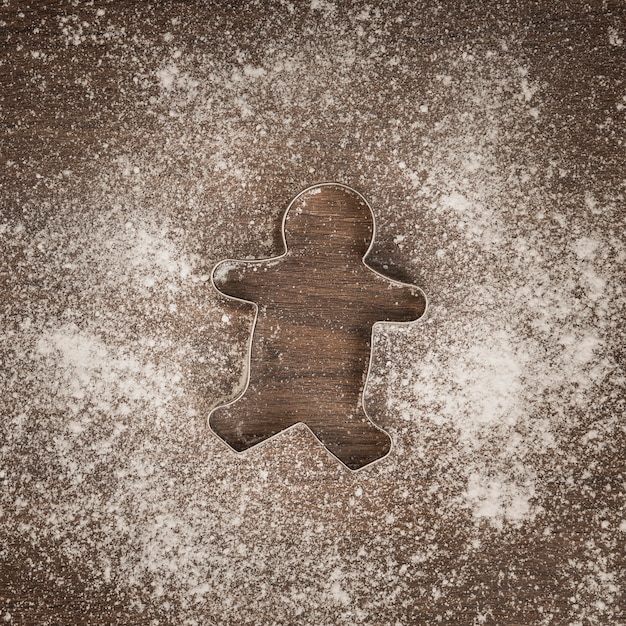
[1,1,624,625]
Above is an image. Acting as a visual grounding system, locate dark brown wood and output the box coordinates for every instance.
[211,184,425,469]
[1,1,624,625]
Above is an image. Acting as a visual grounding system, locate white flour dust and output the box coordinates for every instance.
[1,2,624,625]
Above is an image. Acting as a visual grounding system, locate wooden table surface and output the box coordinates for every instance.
[1,1,624,625]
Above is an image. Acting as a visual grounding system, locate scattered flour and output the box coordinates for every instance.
[1,2,624,625]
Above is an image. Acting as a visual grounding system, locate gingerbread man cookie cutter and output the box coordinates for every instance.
[209,183,427,471]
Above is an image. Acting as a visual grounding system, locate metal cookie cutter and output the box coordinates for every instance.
[209,183,427,470]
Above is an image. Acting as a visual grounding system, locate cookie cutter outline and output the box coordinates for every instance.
[208,182,428,472]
